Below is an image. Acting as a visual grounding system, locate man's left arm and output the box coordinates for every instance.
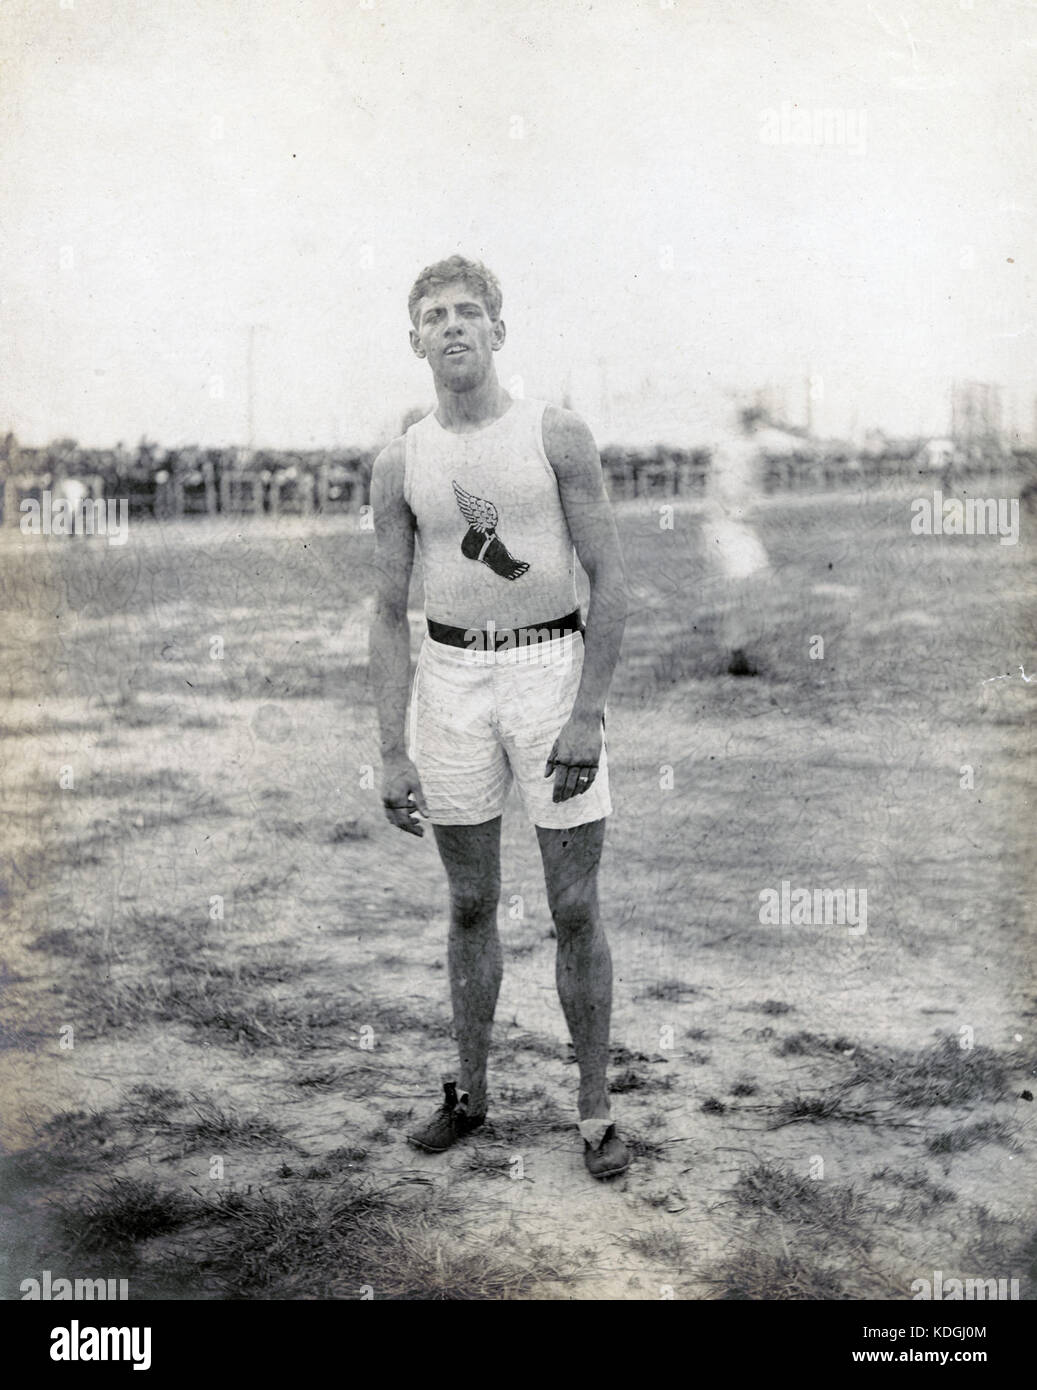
[542,405,629,802]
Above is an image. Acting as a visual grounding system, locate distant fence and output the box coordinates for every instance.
[1,444,373,525]
[1,436,1031,525]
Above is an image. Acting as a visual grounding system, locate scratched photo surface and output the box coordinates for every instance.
[0,0,1033,1303]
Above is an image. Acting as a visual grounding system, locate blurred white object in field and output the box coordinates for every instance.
[704,511,770,580]
[919,437,955,471]
[702,433,769,581]
[701,413,802,662]
[55,477,89,508]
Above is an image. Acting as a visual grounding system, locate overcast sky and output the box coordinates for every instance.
[2,0,1035,448]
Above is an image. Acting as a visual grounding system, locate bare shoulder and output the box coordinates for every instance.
[370,435,407,503]
[542,405,597,483]
[536,405,594,464]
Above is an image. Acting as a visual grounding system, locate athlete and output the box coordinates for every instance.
[368,256,630,1179]
[702,405,772,675]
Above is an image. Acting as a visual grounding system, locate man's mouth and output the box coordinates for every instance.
[443,344,470,356]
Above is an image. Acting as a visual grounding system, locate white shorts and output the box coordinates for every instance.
[407,630,612,829]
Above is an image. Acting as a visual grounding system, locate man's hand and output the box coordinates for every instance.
[544,714,603,803]
[381,756,429,836]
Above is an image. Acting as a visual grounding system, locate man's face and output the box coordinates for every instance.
[410,281,505,391]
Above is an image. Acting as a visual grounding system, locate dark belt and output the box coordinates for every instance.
[427,609,582,651]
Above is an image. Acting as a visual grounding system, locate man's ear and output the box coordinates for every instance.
[491,317,506,351]
[409,328,425,358]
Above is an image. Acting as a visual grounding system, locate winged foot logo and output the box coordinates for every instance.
[452,480,530,581]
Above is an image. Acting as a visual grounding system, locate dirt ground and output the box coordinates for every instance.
[1,486,1034,1300]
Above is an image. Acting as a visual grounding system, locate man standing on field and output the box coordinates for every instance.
[368,255,630,1178]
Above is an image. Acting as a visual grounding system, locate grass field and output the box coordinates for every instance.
[0,482,1034,1300]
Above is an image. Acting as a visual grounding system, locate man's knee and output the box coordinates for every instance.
[550,894,598,939]
[449,881,501,927]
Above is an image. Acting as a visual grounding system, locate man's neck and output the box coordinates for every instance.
[434,377,512,434]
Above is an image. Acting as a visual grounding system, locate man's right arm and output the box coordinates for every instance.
[368,437,428,835]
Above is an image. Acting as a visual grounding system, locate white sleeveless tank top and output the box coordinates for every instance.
[403,398,578,630]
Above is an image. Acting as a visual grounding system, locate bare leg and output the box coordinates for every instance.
[432,818,503,1116]
[536,818,611,1120]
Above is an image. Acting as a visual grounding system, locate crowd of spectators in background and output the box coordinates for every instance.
[0,427,1024,524]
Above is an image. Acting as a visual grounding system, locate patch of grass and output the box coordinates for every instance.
[961,1203,1036,1278]
[609,1044,665,1065]
[123,1084,184,1125]
[623,1228,687,1263]
[39,1108,119,1149]
[191,1182,582,1299]
[359,998,449,1036]
[199,1183,389,1296]
[124,907,202,938]
[495,1083,548,1106]
[776,1031,856,1057]
[51,1177,199,1255]
[4,1108,123,1184]
[871,1166,957,1218]
[753,1000,795,1016]
[512,1031,564,1060]
[234,872,299,902]
[638,979,699,1002]
[640,1186,688,1212]
[770,1093,865,1125]
[1016,1229,1037,1286]
[158,1098,288,1154]
[700,1097,726,1115]
[926,1118,1013,1155]
[270,818,309,839]
[0,1016,46,1051]
[625,1133,666,1160]
[66,966,344,1050]
[685,1027,711,1041]
[763,1038,1011,1130]
[733,1162,872,1242]
[705,1248,850,1301]
[71,797,233,853]
[488,1097,569,1143]
[329,819,369,843]
[854,1037,1009,1108]
[293,1067,342,1091]
[685,1050,711,1066]
[90,769,197,797]
[304,1146,369,1178]
[366,1221,583,1300]
[383,1108,414,1127]
[203,959,311,986]
[27,927,101,959]
[463,1147,522,1181]
[730,1080,759,1097]
[610,1067,674,1095]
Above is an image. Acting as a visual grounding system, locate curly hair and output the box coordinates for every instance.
[407,255,502,327]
